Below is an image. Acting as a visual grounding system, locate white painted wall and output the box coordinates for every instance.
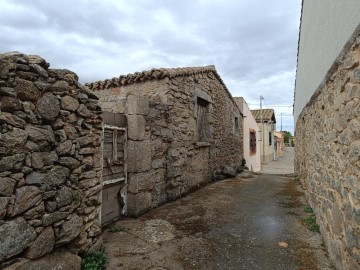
[294,0,360,121]
[260,123,275,164]
[236,98,261,172]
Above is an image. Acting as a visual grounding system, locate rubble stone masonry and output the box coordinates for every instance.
[0,52,103,268]
[295,35,360,269]
[90,66,243,216]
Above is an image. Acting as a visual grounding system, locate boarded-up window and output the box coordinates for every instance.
[103,128,125,182]
[197,98,209,141]
[250,129,256,155]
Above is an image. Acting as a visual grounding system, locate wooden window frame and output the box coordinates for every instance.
[250,129,257,155]
[196,97,209,142]
[102,124,126,186]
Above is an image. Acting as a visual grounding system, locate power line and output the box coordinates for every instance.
[248,103,293,107]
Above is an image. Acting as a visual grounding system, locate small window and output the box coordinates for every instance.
[234,117,239,133]
[197,97,209,141]
[250,129,256,155]
[269,132,272,145]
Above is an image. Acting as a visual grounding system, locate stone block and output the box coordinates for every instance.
[16,250,81,270]
[0,197,9,219]
[25,166,70,190]
[127,140,151,173]
[0,177,16,197]
[127,115,145,141]
[12,186,43,216]
[55,186,75,208]
[128,171,157,193]
[36,93,60,120]
[127,192,152,217]
[58,157,80,170]
[25,125,55,143]
[25,226,54,259]
[61,95,80,111]
[0,153,25,172]
[14,78,40,101]
[126,95,149,115]
[23,202,45,220]
[42,212,69,226]
[0,217,37,262]
[1,96,22,112]
[55,214,83,245]
[31,151,58,169]
[0,112,26,128]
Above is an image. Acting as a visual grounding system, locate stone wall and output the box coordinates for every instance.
[0,52,103,268]
[295,36,360,269]
[90,67,243,216]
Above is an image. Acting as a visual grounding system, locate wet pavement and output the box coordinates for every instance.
[103,147,333,270]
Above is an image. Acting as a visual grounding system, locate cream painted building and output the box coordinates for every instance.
[294,1,360,269]
[273,131,284,159]
[234,97,261,172]
[250,109,276,164]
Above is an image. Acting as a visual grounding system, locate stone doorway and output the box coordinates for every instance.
[100,112,127,225]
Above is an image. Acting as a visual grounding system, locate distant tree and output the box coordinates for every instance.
[282,131,292,144]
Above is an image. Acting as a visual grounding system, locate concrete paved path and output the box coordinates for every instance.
[261,147,295,175]
[103,148,333,270]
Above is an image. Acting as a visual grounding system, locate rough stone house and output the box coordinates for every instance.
[0,52,103,269]
[294,1,360,269]
[86,65,244,220]
[234,97,261,172]
[250,109,276,164]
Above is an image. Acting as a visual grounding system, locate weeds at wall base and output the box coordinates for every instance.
[303,205,313,213]
[81,248,108,270]
[303,214,320,233]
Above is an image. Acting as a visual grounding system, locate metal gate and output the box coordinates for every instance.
[100,112,127,225]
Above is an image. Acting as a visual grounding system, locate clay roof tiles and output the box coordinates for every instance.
[251,109,276,123]
[86,65,220,91]
[85,65,242,115]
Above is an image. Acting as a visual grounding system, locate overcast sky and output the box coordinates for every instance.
[0,0,301,133]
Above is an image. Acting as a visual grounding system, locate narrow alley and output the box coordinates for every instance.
[103,148,334,270]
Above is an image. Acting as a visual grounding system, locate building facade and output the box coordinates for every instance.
[273,131,285,159]
[87,66,244,218]
[251,109,276,164]
[294,1,360,269]
[234,97,261,172]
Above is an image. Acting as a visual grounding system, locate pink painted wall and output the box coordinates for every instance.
[234,98,261,172]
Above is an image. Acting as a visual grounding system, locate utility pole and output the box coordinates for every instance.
[260,96,265,163]
[280,113,283,132]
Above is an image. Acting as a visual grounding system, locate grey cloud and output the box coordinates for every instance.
[0,0,301,132]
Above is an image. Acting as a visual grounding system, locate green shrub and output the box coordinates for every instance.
[81,248,108,270]
[303,215,320,233]
[303,205,313,213]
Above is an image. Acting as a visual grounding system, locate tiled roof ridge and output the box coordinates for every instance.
[85,65,218,91]
[251,109,274,112]
[250,109,276,122]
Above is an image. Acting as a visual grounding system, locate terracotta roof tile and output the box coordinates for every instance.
[85,65,242,116]
[85,65,218,91]
[251,109,276,123]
